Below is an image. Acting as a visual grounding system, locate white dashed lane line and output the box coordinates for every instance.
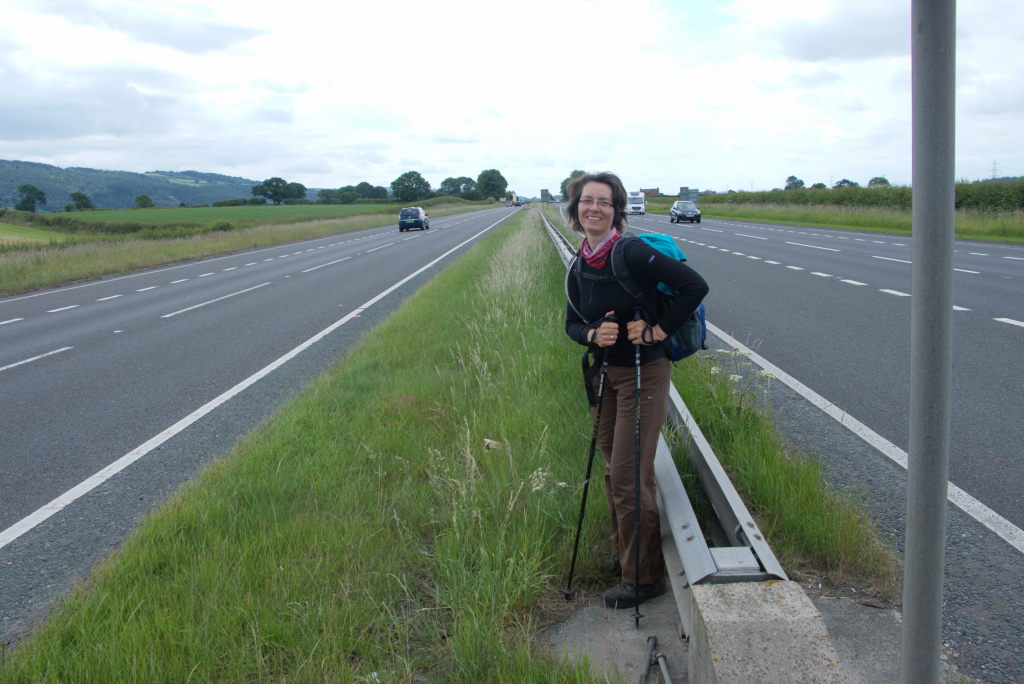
[47,305,79,313]
[1,346,73,374]
[160,282,272,319]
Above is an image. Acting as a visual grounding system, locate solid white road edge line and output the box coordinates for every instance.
[707,321,1024,556]
[0,213,513,551]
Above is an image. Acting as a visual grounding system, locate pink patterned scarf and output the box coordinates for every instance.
[581,229,621,269]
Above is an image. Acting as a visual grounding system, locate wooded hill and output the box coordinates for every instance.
[0,160,264,210]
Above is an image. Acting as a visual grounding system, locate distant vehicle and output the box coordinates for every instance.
[513,200,521,206]
[398,207,429,231]
[669,200,701,223]
[627,191,646,215]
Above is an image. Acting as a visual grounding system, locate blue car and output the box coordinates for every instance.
[399,207,430,231]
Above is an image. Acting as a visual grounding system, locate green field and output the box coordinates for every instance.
[73,203,400,226]
[0,223,70,245]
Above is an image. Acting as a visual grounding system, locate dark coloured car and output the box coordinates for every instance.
[669,200,701,223]
[399,207,429,231]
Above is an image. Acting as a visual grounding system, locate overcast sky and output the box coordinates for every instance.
[1,0,1020,196]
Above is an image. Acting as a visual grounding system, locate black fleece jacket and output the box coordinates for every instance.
[565,234,709,367]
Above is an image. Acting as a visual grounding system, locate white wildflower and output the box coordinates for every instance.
[483,438,502,450]
[729,374,743,382]
[529,467,549,492]
[710,366,721,375]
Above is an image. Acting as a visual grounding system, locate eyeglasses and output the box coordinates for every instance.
[579,198,613,208]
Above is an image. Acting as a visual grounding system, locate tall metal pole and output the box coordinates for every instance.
[901,1,955,682]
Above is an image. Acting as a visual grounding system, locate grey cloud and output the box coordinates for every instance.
[0,61,198,142]
[36,0,265,54]
[780,5,908,62]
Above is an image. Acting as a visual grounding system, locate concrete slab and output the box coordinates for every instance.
[537,587,688,682]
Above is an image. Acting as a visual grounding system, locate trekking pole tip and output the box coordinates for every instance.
[561,587,575,601]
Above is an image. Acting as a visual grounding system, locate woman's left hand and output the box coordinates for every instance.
[626,319,666,345]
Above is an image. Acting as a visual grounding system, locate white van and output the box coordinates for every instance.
[627,191,646,215]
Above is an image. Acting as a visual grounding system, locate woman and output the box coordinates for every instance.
[564,172,708,609]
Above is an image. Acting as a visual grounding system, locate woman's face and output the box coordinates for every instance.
[578,181,615,241]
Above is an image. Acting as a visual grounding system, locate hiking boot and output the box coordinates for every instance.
[606,554,622,578]
[603,578,666,609]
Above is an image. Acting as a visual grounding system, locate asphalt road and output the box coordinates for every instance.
[0,206,517,644]
[624,213,1024,683]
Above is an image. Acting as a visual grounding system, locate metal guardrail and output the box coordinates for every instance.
[538,208,786,636]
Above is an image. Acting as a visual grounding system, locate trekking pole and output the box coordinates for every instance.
[561,361,608,599]
[562,322,613,599]
[632,308,644,627]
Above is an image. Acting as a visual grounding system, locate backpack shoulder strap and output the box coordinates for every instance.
[609,233,648,309]
[565,253,588,323]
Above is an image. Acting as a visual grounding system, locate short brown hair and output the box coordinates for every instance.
[566,172,629,233]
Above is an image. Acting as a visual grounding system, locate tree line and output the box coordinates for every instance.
[702,175,1024,211]
[256,169,510,206]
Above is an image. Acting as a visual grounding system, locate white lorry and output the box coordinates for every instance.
[627,191,646,215]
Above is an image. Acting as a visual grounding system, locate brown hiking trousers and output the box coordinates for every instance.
[591,356,670,585]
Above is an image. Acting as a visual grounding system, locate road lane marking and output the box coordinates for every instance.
[1005,256,1024,261]
[954,268,980,274]
[136,286,157,292]
[1,346,73,373]
[736,233,767,240]
[996,318,1024,328]
[1,318,24,326]
[97,295,123,301]
[786,266,805,271]
[170,279,189,284]
[47,305,79,313]
[366,243,395,253]
[0,211,514,552]
[786,242,839,252]
[302,257,351,273]
[880,289,911,297]
[841,279,868,286]
[160,282,272,318]
[873,256,912,264]
[708,323,1024,556]
[198,273,214,278]
[811,272,832,277]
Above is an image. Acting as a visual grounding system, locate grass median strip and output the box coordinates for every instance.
[2,209,897,681]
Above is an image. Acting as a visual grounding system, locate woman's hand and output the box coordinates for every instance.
[627,318,666,346]
[588,311,620,347]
